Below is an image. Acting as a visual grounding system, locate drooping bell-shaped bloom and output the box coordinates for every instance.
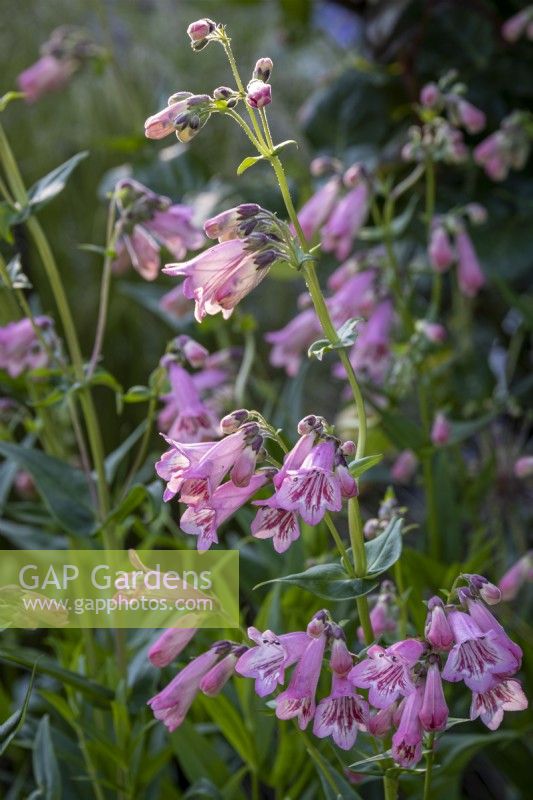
[251,497,300,554]
[442,610,519,692]
[148,644,225,731]
[200,648,245,696]
[158,363,219,443]
[0,316,55,378]
[164,239,271,322]
[339,299,393,385]
[296,177,341,242]
[498,553,533,601]
[419,660,448,732]
[455,229,485,297]
[425,597,454,651]
[275,439,354,526]
[17,55,77,103]
[265,308,321,377]
[180,472,270,550]
[313,673,369,750]
[429,224,455,272]
[236,626,310,697]
[322,182,369,261]
[431,412,451,446]
[349,639,424,709]
[147,205,205,259]
[275,622,327,729]
[470,679,528,730]
[391,450,418,484]
[474,132,508,181]
[156,424,261,504]
[327,269,376,326]
[455,99,486,134]
[148,627,198,668]
[391,687,424,768]
[461,593,522,670]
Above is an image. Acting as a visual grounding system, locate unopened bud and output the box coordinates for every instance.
[310,156,342,177]
[363,518,380,540]
[220,409,250,435]
[187,18,216,44]
[307,609,328,637]
[420,82,440,108]
[416,320,447,343]
[340,440,356,457]
[253,57,273,83]
[343,163,364,189]
[167,91,193,106]
[514,456,533,479]
[246,79,271,109]
[431,412,451,446]
[297,415,326,435]
[465,203,487,225]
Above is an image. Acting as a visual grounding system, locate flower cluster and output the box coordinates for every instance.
[163,203,292,322]
[17,26,103,103]
[111,179,204,281]
[0,316,56,378]
[474,111,533,182]
[428,205,486,297]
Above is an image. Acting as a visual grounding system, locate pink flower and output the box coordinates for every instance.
[461,594,522,670]
[391,687,424,768]
[417,320,447,344]
[200,649,245,696]
[147,206,205,259]
[275,621,327,729]
[391,450,418,484]
[425,597,454,651]
[349,639,424,709]
[0,316,54,378]
[339,299,393,384]
[455,99,486,134]
[253,58,273,83]
[470,679,528,730]
[368,703,396,736]
[246,80,272,108]
[251,498,300,553]
[144,94,212,141]
[441,610,518,692]
[187,18,216,44]
[419,660,448,732]
[164,239,275,322]
[474,132,508,181]
[420,82,440,108]
[502,8,533,42]
[431,412,451,446]
[158,363,219,443]
[498,553,533,601]
[265,308,321,376]
[17,55,77,103]
[327,270,376,326]
[148,645,224,731]
[275,439,356,526]
[455,229,485,297]
[357,585,397,644]
[313,673,369,750]
[180,472,270,550]
[148,628,198,668]
[322,182,369,260]
[429,224,455,272]
[296,177,340,242]
[236,626,310,697]
[159,284,193,318]
[155,424,262,503]
[514,456,533,479]
[204,204,261,242]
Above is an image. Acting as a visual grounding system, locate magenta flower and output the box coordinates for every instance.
[313,673,369,750]
[187,18,216,45]
[296,177,341,242]
[159,284,193,319]
[265,308,321,376]
[455,229,485,297]
[275,623,327,729]
[455,99,486,134]
[275,439,356,526]
[470,679,528,730]
[498,553,533,601]
[502,8,533,42]
[180,472,270,550]
[474,132,508,181]
[368,703,396,737]
[246,79,272,108]
[391,687,424,768]
[391,450,418,484]
[322,182,369,260]
[158,363,219,443]
[441,610,519,692]
[204,203,261,242]
[425,597,454,651]
[17,55,76,103]
[236,626,310,697]
[328,269,377,326]
[461,594,522,670]
[0,316,54,378]
[148,627,198,668]
[431,412,451,446]
[429,224,455,272]
[337,299,393,385]
[349,639,424,709]
[148,645,223,731]
[200,649,246,696]
[419,660,448,732]
[251,497,300,553]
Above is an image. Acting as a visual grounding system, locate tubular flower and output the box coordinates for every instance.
[296,177,341,241]
[265,308,321,377]
[460,592,522,670]
[502,7,533,42]
[200,648,246,696]
[419,660,449,732]
[158,362,219,443]
[425,597,454,651]
[391,450,418,484]
[357,583,397,644]
[235,627,310,697]
[313,673,369,750]
[349,639,425,709]
[0,317,55,378]
[474,112,531,181]
[429,223,455,272]
[498,553,533,601]
[144,93,213,142]
[470,679,528,730]
[455,229,485,298]
[322,181,369,260]
[251,497,300,554]
[391,687,424,768]
[111,179,203,281]
[148,628,198,668]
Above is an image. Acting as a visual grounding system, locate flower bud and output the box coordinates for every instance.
[391,450,418,484]
[368,704,395,737]
[174,335,208,368]
[466,574,501,605]
[220,409,250,435]
[499,553,533,601]
[465,203,487,225]
[310,156,342,177]
[425,596,454,650]
[456,98,486,134]
[514,456,533,479]
[297,415,326,435]
[253,57,273,83]
[420,82,440,108]
[246,79,272,109]
[416,320,447,344]
[363,518,380,540]
[429,224,455,272]
[200,651,239,696]
[328,627,353,674]
[343,163,364,189]
[340,440,356,457]
[431,412,451,446]
[187,18,216,44]
[307,609,328,637]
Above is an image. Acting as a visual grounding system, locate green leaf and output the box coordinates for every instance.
[123,385,152,403]
[0,442,96,536]
[171,719,231,787]
[358,195,418,241]
[365,517,403,576]
[104,420,147,482]
[0,646,114,706]
[236,155,265,175]
[32,716,61,800]
[0,662,36,755]
[197,693,257,767]
[0,519,66,549]
[105,484,153,526]
[27,151,89,210]
[375,407,426,452]
[0,201,19,243]
[308,318,362,361]
[272,139,298,155]
[255,563,377,601]
[308,744,363,799]
[349,453,383,477]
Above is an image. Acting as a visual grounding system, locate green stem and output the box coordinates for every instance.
[235,326,256,406]
[418,383,440,559]
[383,774,399,800]
[425,157,441,320]
[87,203,117,379]
[423,733,436,800]
[394,560,408,639]
[324,512,354,577]
[220,35,267,149]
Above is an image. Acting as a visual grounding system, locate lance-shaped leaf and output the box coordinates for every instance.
[308,317,362,361]
[255,562,377,601]
[27,151,89,211]
[0,663,36,756]
[365,517,403,576]
[32,715,62,800]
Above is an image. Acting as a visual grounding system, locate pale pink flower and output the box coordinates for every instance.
[419,660,448,732]
[265,308,321,376]
[275,622,327,729]
[17,55,76,103]
[144,94,212,141]
[429,224,455,272]
[349,640,424,709]
[327,269,376,326]
[246,80,271,108]
[357,589,397,644]
[236,626,310,697]
[391,687,424,768]
[322,182,369,260]
[455,98,486,134]
[148,628,198,668]
[470,679,528,730]
[0,316,54,378]
[431,412,451,446]
[456,229,485,297]
[502,7,533,42]
[187,18,216,44]
[251,498,300,553]
[159,284,193,318]
[425,596,454,651]
[158,363,219,443]
[498,553,533,601]
[391,450,418,484]
[514,456,533,479]
[200,649,245,696]
[296,177,341,242]
[313,673,368,750]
